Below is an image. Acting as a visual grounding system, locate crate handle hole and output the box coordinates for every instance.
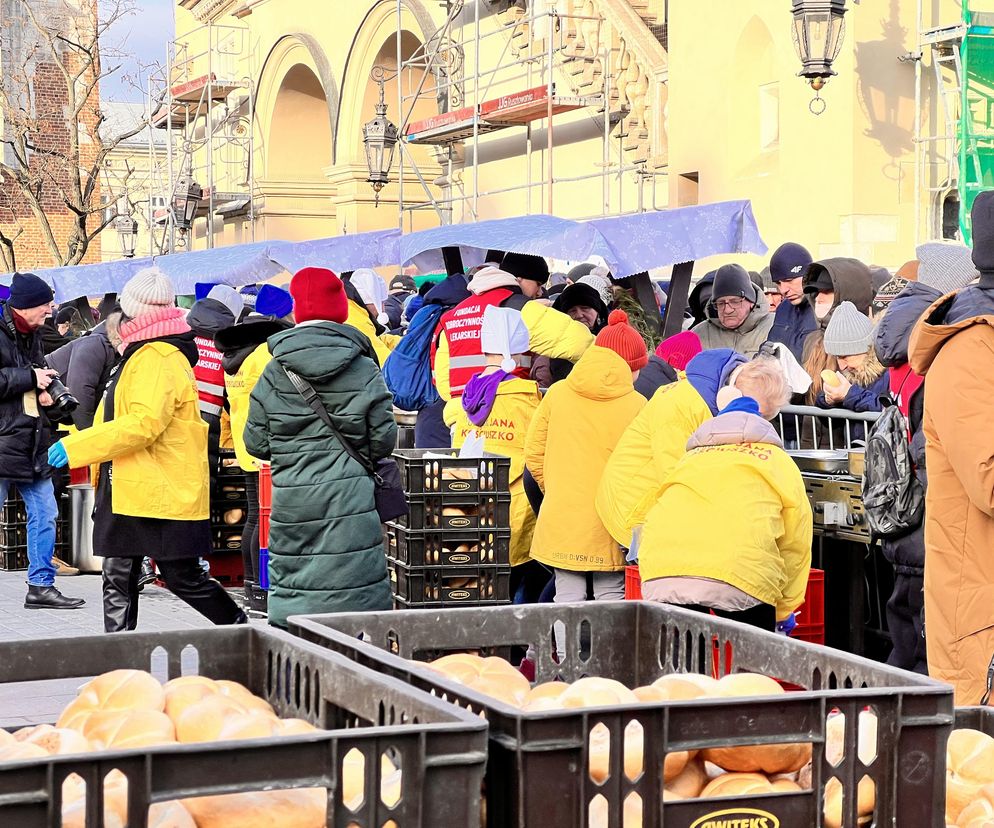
[624,720,644,782]
[578,619,592,663]
[588,722,611,785]
[381,747,402,808]
[342,748,366,812]
[149,646,169,682]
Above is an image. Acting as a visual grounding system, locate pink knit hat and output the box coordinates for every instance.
[119,306,191,347]
[655,331,702,372]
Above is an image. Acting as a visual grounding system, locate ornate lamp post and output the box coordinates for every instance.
[114,211,138,259]
[171,170,203,246]
[363,66,400,206]
[791,0,849,113]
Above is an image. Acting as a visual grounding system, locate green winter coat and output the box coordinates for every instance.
[244,322,396,627]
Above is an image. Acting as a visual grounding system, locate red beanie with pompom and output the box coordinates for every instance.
[594,309,648,371]
[290,267,349,324]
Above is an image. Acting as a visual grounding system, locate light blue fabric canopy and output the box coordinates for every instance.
[0,201,766,300]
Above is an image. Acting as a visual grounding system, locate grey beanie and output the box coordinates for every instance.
[206,284,245,322]
[823,301,874,356]
[712,264,754,301]
[916,241,978,296]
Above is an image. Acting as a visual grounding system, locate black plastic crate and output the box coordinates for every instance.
[0,626,486,827]
[212,526,244,553]
[291,603,954,828]
[388,561,511,607]
[393,493,511,531]
[0,521,27,548]
[394,448,511,495]
[386,523,510,567]
[217,480,248,500]
[210,502,249,528]
[0,547,28,571]
[1,499,25,523]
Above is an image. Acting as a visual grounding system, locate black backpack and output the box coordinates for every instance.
[861,401,925,539]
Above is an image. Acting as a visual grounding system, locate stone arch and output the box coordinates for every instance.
[255,34,340,176]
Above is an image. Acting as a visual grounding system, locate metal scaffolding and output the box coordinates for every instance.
[145,21,256,254]
[393,0,666,228]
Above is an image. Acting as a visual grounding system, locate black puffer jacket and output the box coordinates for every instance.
[48,323,118,429]
[634,355,678,400]
[0,304,51,481]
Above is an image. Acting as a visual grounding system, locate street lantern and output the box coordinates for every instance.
[114,212,138,258]
[172,172,203,232]
[363,67,400,205]
[791,0,848,89]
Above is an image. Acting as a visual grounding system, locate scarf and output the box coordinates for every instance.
[120,307,190,347]
[462,370,511,426]
[10,310,33,335]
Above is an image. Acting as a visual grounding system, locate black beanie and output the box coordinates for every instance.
[501,252,550,284]
[711,264,754,301]
[8,272,54,310]
[972,190,994,275]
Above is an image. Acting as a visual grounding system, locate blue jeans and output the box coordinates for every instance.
[0,477,58,587]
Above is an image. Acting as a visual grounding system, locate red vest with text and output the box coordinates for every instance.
[193,335,226,418]
[435,289,530,397]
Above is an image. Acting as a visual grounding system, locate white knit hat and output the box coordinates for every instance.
[916,241,978,296]
[120,266,175,319]
[481,305,530,373]
[823,301,874,356]
[577,267,613,305]
[206,284,244,322]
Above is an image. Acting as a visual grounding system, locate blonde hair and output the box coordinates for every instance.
[802,330,838,405]
[733,356,792,419]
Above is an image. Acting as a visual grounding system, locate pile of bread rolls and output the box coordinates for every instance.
[946,728,994,827]
[1,668,395,828]
[425,654,881,828]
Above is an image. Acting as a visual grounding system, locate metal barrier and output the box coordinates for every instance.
[774,404,881,451]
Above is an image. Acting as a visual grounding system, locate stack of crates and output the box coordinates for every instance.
[386,449,512,608]
[258,463,271,592]
[209,449,247,586]
[0,490,70,571]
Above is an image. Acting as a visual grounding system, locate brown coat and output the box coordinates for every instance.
[909,293,994,704]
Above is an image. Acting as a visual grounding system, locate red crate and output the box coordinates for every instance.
[208,551,244,587]
[258,463,272,509]
[624,565,641,599]
[791,568,825,645]
[259,507,271,549]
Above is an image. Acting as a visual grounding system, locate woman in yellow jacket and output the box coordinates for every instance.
[215,295,291,604]
[48,268,245,632]
[444,306,544,600]
[638,367,811,631]
[525,311,647,601]
[344,269,402,366]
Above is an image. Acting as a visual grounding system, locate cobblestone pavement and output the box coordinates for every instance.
[0,569,255,728]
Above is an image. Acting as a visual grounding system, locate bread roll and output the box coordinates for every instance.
[441,467,475,481]
[0,741,49,762]
[946,729,994,823]
[174,695,250,742]
[701,673,811,774]
[0,729,13,747]
[633,685,668,703]
[63,791,196,828]
[163,676,218,721]
[666,758,709,799]
[701,772,774,798]
[13,724,89,755]
[527,681,570,703]
[558,677,639,709]
[214,680,276,716]
[277,718,319,736]
[83,709,176,750]
[958,796,994,828]
[182,788,326,828]
[223,509,244,525]
[442,506,475,517]
[57,669,165,728]
[215,713,281,742]
[426,653,530,706]
[823,775,875,828]
[822,369,841,388]
[652,673,720,700]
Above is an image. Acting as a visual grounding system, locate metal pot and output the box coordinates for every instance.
[69,484,101,573]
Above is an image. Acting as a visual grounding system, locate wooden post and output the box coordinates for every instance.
[661,260,695,339]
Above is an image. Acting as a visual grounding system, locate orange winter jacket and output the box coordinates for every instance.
[909,291,994,705]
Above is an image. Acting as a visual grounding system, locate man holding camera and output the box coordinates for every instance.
[0,272,84,609]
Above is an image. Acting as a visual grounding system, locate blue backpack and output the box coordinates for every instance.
[383,303,446,412]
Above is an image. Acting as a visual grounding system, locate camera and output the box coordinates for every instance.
[38,370,79,421]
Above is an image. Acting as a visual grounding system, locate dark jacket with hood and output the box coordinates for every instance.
[802,258,874,327]
[767,297,818,362]
[872,282,941,575]
[0,303,51,481]
[48,321,118,429]
[633,354,678,400]
[244,321,396,627]
[687,271,716,327]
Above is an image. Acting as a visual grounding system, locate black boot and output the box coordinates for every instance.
[103,557,140,632]
[24,585,85,610]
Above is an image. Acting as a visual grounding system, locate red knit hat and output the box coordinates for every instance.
[655,331,702,372]
[594,309,648,371]
[290,267,349,324]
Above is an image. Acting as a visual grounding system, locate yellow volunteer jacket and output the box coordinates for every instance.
[434,300,593,401]
[61,341,210,521]
[346,300,400,368]
[638,411,812,620]
[525,346,645,572]
[595,379,712,546]
[225,341,271,472]
[445,376,543,566]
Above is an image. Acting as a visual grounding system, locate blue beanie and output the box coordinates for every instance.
[255,284,293,319]
[8,272,54,309]
[769,243,813,283]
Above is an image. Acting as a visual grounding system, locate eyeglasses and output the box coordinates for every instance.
[715,297,749,311]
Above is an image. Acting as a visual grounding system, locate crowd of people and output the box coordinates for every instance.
[4,195,994,704]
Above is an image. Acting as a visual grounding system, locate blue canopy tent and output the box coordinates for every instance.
[0,202,765,334]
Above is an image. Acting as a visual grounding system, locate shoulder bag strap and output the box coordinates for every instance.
[280,363,377,480]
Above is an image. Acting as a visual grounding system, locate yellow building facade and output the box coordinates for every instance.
[156,0,986,272]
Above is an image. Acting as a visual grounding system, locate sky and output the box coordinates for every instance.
[100,0,176,103]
